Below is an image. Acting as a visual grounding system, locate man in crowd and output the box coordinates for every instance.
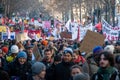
[92,51,120,80]
[54,48,75,80]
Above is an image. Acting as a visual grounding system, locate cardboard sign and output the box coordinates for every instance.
[80,30,105,53]
[0,26,6,32]
[16,32,31,42]
[33,45,41,61]
[60,32,72,39]
[17,42,25,50]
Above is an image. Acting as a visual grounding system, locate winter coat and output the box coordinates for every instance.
[91,67,120,80]
[45,63,56,80]
[74,55,89,73]
[87,56,98,77]
[54,61,75,80]
[42,58,53,69]
[0,68,10,80]
[8,58,32,80]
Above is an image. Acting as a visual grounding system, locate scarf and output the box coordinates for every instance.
[97,67,116,80]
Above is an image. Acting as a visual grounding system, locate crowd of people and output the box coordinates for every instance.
[0,14,120,80]
[0,38,119,80]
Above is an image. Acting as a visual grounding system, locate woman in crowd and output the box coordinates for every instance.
[8,51,32,80]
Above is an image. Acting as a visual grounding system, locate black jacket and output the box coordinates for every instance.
[8,59,32,80]
[0,68,10,80]
[54,61,75,80]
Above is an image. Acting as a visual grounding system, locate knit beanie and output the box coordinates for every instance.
[64,48,73,56]
[93,46,103,54]
[17,51,27,59]
[11,45,19,53]
[104,45,114,54]
[32,62,46,76]
[2,47,8,53]
[73,73,90,80]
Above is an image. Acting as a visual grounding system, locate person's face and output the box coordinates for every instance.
[38,68,46,79]
[73,53,78,61]
[18,57,27,65]
[71,68,82,77]
[63,53,72,62]
[27,48,33,54]
[99,54,110,68]
[44,51,52,60]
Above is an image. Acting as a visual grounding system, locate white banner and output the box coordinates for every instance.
[80,23,94,41]
[102,19,120,41]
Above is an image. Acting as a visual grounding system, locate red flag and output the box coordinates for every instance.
[95,22,102,32]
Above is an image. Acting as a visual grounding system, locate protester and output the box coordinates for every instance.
[6,45,19,63]
[73,49,89,73]
[73,73,90,80]
[54,47,75,80]
[26,45,36,65]
[92,51,120,80]
[46,55,62,80]
[29,62,46,80]
[87,46,103,77]
[42,48,53,69]
[69,65,83,80]
[8,51,32,80]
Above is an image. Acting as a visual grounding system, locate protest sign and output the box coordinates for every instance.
[60,32,72,39]
[17,42,25,50]
[102,19,120,41]
[33,45,41,61]
[16,32,30,42]
[0,26,6,32]
[80,30,105,53]
[1,32,8,40]
[10,32,15,40]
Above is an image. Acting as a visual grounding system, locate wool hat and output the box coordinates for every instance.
[64,48,73,56]
[93,46,103,54]
[26,45,34,49]
[2,47,8,53]
[11,45,19,53]
[32,62,46,76]
[17,51,27,59]
[73,73,90,80]
[104,45,115,54]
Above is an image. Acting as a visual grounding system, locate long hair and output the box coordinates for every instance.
[98,51,115,67]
